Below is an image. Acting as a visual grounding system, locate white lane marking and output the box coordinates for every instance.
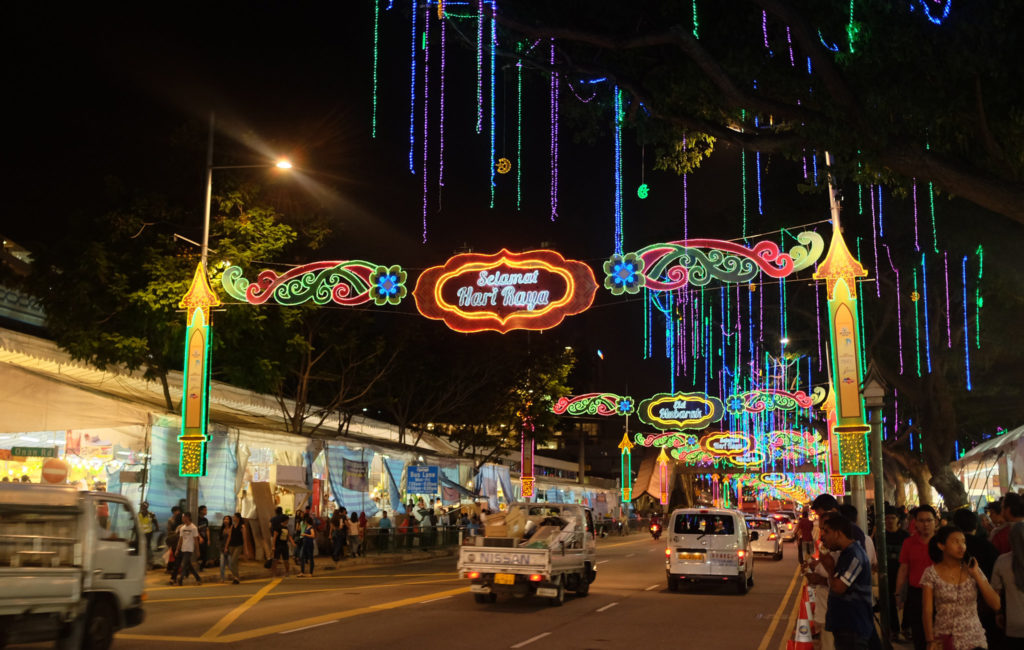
[511,632,551,648]
[648,548,657,552]
[596,560,609,565]
[419,596,452,604]
[596,601,619,612]
[625,553,635,557]
[644,584,660,591]
[279,620,338,634]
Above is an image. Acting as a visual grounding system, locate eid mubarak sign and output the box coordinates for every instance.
[637,391,725,431]
[413,249,597,333]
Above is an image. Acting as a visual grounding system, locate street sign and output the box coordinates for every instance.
[41,458,69,483]
[406,465,439,494]
[11,446,56,458]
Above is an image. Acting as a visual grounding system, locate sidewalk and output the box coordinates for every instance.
[146,547,458,587]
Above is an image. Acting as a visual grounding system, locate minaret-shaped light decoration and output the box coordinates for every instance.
[178,263,221,477]
[657,447,670,505]
[519,401,536,498]
[618,432,634,502]
[819,383,846,495]
[813,153,871,476]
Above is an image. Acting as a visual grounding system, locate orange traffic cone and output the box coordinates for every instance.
[786,584,814,650]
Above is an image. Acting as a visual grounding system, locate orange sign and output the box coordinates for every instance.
[413,249,597,333]
[41,458,69,484]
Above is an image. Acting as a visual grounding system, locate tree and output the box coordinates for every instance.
[490,0,1024,224]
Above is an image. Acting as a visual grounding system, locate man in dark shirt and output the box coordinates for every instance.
[883,505,909,639]
[196,505,209,570]
[820,514,874,650]
[797,509,815,564]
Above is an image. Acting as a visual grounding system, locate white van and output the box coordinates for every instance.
[664,507,756,594]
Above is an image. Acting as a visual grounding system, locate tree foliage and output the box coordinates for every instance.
[495,0,1024,223]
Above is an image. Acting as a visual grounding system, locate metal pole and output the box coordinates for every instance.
[870,403,892,650]
[187,112,215,522]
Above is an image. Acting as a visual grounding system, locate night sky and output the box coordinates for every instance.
[6,3,1022,418]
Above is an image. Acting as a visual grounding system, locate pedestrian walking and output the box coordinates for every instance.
[921,525,1001,650]
[347,513,361,558]
[819,514,875,650]
[174,512,202,586]
[990,521,1024,648]
[298,514,316,577]
[378,510,392,551]
[885,505,911,641]
[138,501,158,568]
[990,493,1022,555]
[270,515,293,577]
[330,509,348,561]
[898,505,939,650]
[358,512,368,555]
[196,505,210,570]
[797,508,815,564]
[221,513,244,584]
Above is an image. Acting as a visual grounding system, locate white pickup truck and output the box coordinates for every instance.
[457,503,597,606]
[0,483,146,650]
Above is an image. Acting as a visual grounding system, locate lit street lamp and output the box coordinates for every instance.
[185,112,292,521]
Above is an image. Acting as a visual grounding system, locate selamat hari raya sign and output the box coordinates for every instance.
[413,249,598,333]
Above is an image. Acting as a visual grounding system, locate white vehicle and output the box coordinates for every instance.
[770,512,798,542]
[745,516,784,560]
[664,507,756,594]
[0,484,146,649]
[458,503,597,606]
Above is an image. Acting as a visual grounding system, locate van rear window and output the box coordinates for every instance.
[674,514,735,535]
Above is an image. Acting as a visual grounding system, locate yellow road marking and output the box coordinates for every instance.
[214,586,469,643]
[599,537,652,549]
[200,577,281,640]
[147,577,461,604]
[777,585,805,650]
[117,634,211,643]
[756,565,802,650]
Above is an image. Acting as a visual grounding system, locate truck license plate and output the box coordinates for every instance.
[494,573,516,585]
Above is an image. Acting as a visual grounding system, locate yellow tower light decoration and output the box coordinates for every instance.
[657,447,670,505]
[178,263,221,477]
[819,384,847,495]
[618,432,634,502]
[813,153,871,476]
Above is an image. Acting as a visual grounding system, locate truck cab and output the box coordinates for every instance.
[0,483,146,649]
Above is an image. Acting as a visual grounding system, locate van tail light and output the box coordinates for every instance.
[466,571,480,579]
[737,550,746,565]
[528,574,543,582]
[665,548,672,558]
[769,533,778,540]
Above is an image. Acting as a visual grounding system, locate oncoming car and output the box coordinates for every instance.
[664,508,755,594]
[745,516,783,560]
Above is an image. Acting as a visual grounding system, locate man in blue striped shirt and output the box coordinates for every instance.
[820,514,874,650]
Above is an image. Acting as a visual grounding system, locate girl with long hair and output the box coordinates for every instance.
[921,526,1001,649]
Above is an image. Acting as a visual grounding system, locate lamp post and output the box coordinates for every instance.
[862,366,891,649]
[183,112,292,522]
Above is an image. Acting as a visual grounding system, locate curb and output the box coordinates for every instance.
[147,548,458,586]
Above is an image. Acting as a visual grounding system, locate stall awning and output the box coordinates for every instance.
[954,425,1024,465]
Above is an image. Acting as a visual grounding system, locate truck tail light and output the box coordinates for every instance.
[665,548,672,558]
[529,574,543,582]
[466,571,480,579]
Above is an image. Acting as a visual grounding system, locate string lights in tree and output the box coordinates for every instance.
[613,86,624,255]
[422,3,431,242]
[549,39,559,221]
[476,0,483,134]
[371,0,380,138]
[921,253,932,373]
[409,0,418,174]
[961,255,973,390]
[975,245,983,349]
[489,0,497,207]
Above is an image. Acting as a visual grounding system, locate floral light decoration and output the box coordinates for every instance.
[604,231,824,294]
[603,253,645,295]
[724,389,815,415]
[552,393,635,417]
[369,265,409,306]
[222,260,408,307]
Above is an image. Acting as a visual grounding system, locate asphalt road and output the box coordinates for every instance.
[95,534,804,650]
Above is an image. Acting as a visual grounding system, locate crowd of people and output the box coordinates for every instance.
[802,491,1023,650]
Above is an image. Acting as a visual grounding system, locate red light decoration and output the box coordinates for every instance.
[413,249,597,333]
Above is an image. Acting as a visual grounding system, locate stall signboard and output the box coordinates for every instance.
[11,446,56,458]
[406,465,439,494]
[637,391,725,431]
[413,249,598,333]
[0,449,11,460]
[341,459,368,491]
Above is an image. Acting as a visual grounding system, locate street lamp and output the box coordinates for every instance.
[185,112,293,522]
[861,365,891,649]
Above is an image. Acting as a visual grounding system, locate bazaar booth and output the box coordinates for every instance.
[952,424,1024,507]
[0,426,147,498]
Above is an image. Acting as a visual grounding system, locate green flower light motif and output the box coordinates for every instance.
[369,265,408,306]
[603,253,645,295]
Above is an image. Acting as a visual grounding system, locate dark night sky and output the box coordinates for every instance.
[5,3,1022,418]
